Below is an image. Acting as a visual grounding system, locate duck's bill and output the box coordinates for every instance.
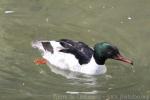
[113,54,133,65]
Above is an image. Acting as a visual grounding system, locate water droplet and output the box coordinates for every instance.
[128,17,132,20]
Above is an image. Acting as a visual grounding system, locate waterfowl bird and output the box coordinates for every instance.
[32,39,133,75]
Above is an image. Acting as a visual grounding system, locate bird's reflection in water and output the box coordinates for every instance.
[47,63,97,85]
[47,63,112,94]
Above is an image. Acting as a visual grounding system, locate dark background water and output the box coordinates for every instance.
[0,0,150,100]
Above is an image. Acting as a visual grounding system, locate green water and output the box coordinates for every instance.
[0,0,150,100]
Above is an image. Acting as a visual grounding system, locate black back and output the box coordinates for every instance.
[58,39,94,65]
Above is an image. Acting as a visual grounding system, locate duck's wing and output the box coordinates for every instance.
[58,39,94,65]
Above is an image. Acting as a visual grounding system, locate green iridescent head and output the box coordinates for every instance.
[93,42,133,65]
[94,42,119,58]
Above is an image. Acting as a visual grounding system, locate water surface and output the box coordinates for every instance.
[0,0,150,100]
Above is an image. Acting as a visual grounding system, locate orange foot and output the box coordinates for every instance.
[34,58,47,65]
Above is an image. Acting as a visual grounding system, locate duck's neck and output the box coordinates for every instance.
[93,51,106,65]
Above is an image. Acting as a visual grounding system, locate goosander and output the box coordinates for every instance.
[32,39,133,75]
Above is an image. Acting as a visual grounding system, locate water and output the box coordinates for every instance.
[0,0,150,100]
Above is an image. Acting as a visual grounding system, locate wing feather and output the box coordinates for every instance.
[58,39,93,65]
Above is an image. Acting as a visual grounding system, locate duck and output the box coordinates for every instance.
[32,39,133,75]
